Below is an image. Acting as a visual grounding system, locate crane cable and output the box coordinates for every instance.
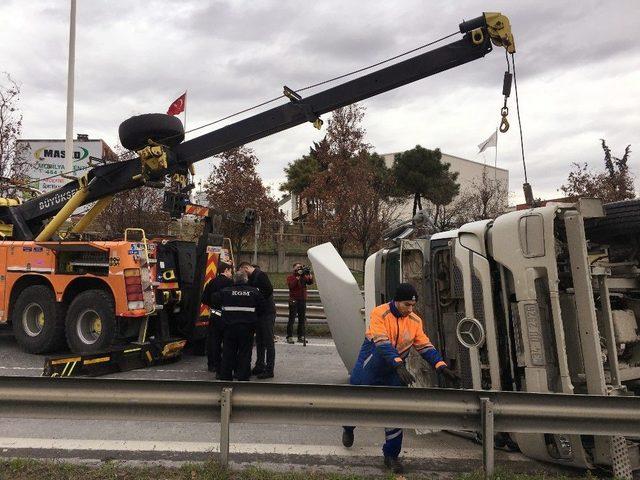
[510,52,528,185]
[180,31,459,137]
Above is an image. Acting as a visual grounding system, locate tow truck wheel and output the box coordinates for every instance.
[118,113,185,151]
[65,290,116,354]
[12,285,65,354]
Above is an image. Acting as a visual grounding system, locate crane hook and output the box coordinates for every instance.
[499,106,510,133]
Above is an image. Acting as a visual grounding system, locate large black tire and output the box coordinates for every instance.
[11,285,65,354]
[585,199,640,242]
[118,113,184,151]
[65,290,116,354]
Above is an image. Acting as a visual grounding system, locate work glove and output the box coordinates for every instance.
[394,363,416,386]
[437,366,461,386]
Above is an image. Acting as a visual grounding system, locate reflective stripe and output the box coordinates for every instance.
[222,306,256,312]
[362,354,373,368]
[385,429,402,440]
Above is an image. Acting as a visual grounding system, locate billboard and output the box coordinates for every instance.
[17,139,112,194]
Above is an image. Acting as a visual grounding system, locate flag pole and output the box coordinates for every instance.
[494,126,498,180]
[183,90,187,132]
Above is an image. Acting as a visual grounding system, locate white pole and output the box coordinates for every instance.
[183,90,187,131]
[64,0,77,176]
[494,127,498,180]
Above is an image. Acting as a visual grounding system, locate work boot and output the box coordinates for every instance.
[286,336,295,344]
[384,456,404,474]
[297,336,306,343]
[257,370,274,379]
[342,428,354,448]
[251,365,265,376]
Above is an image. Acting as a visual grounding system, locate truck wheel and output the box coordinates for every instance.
[11,285,65,354]
[118,113,185,151]
[65,290,116,354]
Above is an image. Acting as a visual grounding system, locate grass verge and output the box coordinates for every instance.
[0,459,595,480]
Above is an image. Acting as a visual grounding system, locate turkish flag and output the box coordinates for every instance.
[167,92,186,116]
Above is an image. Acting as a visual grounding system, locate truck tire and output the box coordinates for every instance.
[65,290,116,354]
[11,285,65,354]
[585,199,640,242]
[118,113,185,151]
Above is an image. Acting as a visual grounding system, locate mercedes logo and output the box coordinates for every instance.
[456,317,485,348]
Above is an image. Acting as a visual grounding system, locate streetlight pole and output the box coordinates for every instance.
[64,0,77,177]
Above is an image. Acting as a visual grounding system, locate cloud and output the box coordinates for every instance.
[0,0,638,206]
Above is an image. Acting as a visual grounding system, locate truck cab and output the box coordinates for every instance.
[312,198,640,471]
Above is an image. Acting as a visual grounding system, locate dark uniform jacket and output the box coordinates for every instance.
[201,274,234,308]
[210,283,266,326]
[248,268,276,314]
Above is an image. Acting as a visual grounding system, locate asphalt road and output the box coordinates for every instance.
[0,326,563,477]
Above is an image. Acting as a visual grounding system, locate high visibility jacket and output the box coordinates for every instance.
[350,302,446,386]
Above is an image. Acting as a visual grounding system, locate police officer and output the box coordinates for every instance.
[201,262,233,376]
[209,270,265,381]
[341,283,459,474]
[238,262,276,379]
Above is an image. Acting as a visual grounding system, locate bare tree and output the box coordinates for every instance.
[560,140,634,203]
[0,73,31,197]
[96,146,171,237]
[455,169,509,222]
[204,146,281,255]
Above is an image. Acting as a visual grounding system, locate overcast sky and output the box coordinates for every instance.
[1,1,638,203]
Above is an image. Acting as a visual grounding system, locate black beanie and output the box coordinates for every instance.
[394,283,418,302]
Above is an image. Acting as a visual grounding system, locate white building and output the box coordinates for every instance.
[279,150,509,223]
[278,193,293,222]
[381,151,509,221]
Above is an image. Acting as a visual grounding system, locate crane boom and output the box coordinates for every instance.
[2,12,513,240]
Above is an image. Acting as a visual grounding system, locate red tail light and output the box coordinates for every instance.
[124,269,144,309]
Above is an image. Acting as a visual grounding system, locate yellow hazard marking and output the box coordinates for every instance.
[162,340,187,357]
[83,356,111,365]
[50,357,82,365]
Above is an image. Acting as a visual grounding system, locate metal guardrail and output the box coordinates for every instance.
[2,376,640,476]
[273,289,327,322]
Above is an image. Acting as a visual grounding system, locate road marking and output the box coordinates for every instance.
[0,437,528,461]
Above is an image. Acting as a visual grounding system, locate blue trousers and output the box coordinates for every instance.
[343,425,403,457]
[344,350,405,458]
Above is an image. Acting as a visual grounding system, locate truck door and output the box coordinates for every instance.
[308,243,365,374]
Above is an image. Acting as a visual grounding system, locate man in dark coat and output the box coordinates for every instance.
[201,262,233,375]
[238,261,276,379]
[209,270,265,381]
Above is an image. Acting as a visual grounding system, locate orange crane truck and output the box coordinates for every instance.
[0,12,513,375]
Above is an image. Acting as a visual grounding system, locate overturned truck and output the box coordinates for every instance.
[311,198,640,472]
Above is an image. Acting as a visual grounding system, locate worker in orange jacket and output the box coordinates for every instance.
[341,283,459,474]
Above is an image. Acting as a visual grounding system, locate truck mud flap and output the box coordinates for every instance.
[42,339,187,377]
